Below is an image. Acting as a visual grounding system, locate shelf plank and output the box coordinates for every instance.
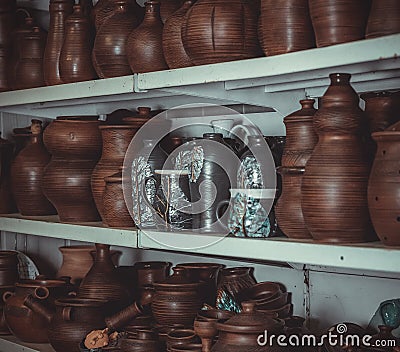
[0,215,138,248]
[138,230,400,274]
[0,336,54,352]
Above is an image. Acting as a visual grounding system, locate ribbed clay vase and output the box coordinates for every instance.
[92,0,140,78]
[91,124,141,220]
[275,167,311,239]
[59,4,97,83]
[43,0,74,86]
[162,0,194,69]
[0,134,17,213]
[308,0,371,47]
[259,0,315,56]
[301,73,375,243]
[368,130,400,246]
[366,0,400,39]
[42,117,102,223]
[281,99,318,168]
[11,120,56,216]
[182,0,261,65]
[127,1,168,73]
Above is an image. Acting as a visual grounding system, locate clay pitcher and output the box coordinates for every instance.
[0,133,17,213]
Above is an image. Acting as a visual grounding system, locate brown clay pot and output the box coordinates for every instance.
[103,168,135,227]
[162,1,194,69]
[0,134,17,213]
[59,4,97,83]
[133,261,171,289]
[159,0,183,23]
[368,130,400,246]
[182,0,261,65]
[15,27,47,89]
[0,251,18,286]
[167,329,200,351]
[301,73,375,243]
[11,120,56,216]
[91,124,140,219]
[127,1,169,73]
[281,99,318,168]
[0,47,9,92]
[3,277,74,343]
[308,0,371,47]
[366,0,400,39]
[43,0,74,86]
[0,285,14,335]
[0,2,16,49]
[152,267,206,327]
[120,329,163,352]
[92,0,140,78]
[259,0,315,56]
[42,117,102,222]
[275,167,312,239]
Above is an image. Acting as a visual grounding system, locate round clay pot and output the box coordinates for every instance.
[182,0,261,65]
[0,134,17,213]
[301,73,375,243]
[366,0,400,39]
[167,329,200,350]
[368,131,400,246]
[259,0,315,56]
[120,329,163,352]
[308,0,371,47]
[127,1,168,73]
[133,261,171,289]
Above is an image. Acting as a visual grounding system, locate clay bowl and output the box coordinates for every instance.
[255,291,289,310]
[238,281,282,302]
[197,309,235,322]
[256,303,292,318]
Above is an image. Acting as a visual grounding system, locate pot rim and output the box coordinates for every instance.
[16,279,72,288]
[55,298,108,307]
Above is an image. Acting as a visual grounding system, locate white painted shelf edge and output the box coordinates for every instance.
[0,335,54,352]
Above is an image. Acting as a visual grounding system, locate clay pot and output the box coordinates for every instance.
[133,261,171,290]
[309,0,371,47]
[92,0,140,78]
[59,4,97,83]
[366,0,400,39]
[127,1,168,73]
[152,267,206,326]
[91,124,140,219]
[259,0,315,56]
[0,47,9,92]
[42,117,102,223]
[170,344,203,352]
[0,134,17,213]
[0,1,16,48]
[175,263,225,306]
[44,0,74,86]
[275,167,312,239]
[182,0,261,65]
[167,329,200,351]
[12,129,31,156]
[3,277,74,343]
[301,73,375,243]
[159,0,182,23]
[368,130,400,246]
[282,99,318,168]
[11,120,56,216]
[120,329,163,352]
[0,285,14,335]
[162,1,194,69]
[15,27,47,89]
[238,281,282,304]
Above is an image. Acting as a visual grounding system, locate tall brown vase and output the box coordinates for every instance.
[162,0,194,69]
[308,0,371,47]
[366,0,400,39]
[0,134,17,214]
[43,0,74,86]
[92,0,140,78]
[182,0,261,65]
[59,4,97,83]
[259,0,315,56]
[42,117,102,223]
[11,120,56,216]
[301,73,375,243]
[127,1,168,73]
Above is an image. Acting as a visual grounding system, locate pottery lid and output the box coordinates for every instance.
[153,267,205,291]
[216,301,284,334]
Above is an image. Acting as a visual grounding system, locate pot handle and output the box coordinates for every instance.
[34,286,49,300]
[62,307,72,321]
[2,291,14,302]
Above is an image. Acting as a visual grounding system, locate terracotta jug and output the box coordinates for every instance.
[275,167,311,239]
[366,0,400,39]
[15,26,47,89]
[43,0,74,85]
[368,130,400,246]
[127,1,168,73]
[281,99,318,168]
[59,4,97,83]
[0,134,17,213]
[91,124,141,219]
[11,120,56,216]
[162,1,194,69]
[259,0,315,56]
[182,0,261,65]
[92,0,140,78]
[3,277,74,343]
[301,73,375,243]
[308,0,371,47]
[42,117,102,222]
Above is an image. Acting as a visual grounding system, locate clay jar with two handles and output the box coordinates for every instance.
[42,116,102,223]
[3,277,75,343]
